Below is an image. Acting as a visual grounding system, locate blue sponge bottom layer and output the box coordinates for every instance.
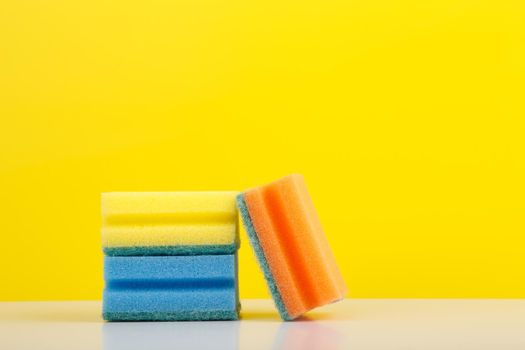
[236,195,291,321]
[103,255,239,321]
[103,244,238,256]
[104,309,239,322]
[104,310,238,321]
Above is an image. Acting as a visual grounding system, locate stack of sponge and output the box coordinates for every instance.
[101,192,240,321]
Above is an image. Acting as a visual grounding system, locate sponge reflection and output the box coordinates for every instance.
[272,320,343,350]
[103,313,342,350]
[103,321,240,350]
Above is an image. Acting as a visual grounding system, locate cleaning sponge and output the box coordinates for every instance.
[102,192,239,256]
[103,255,239,321]
[237,174,346,320]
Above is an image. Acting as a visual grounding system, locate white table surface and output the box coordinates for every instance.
[1,299,524,350]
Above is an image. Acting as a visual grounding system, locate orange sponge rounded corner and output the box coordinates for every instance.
[238,174,346,320]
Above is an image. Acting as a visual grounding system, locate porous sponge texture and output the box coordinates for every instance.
[104,244,237,256]
[101,192,239,252]
[239,174,346,320]
[103,255,239,321]
[237,195,290,320]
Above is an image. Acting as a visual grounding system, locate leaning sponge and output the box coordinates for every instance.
[103,255,239,321]
[237,174,346,320]
[102,192,239,256]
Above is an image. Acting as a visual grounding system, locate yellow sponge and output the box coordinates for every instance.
[101,192,239,256]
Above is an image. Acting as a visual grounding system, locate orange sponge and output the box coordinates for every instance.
[237,174,346,320]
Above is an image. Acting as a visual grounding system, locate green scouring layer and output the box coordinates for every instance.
[103,244,238,256]
[236,194,291,321]
[104,310,239,322]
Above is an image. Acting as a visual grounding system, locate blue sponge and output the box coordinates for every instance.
[103,255,239,321]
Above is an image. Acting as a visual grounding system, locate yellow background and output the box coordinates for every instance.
[1,0,524,301]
